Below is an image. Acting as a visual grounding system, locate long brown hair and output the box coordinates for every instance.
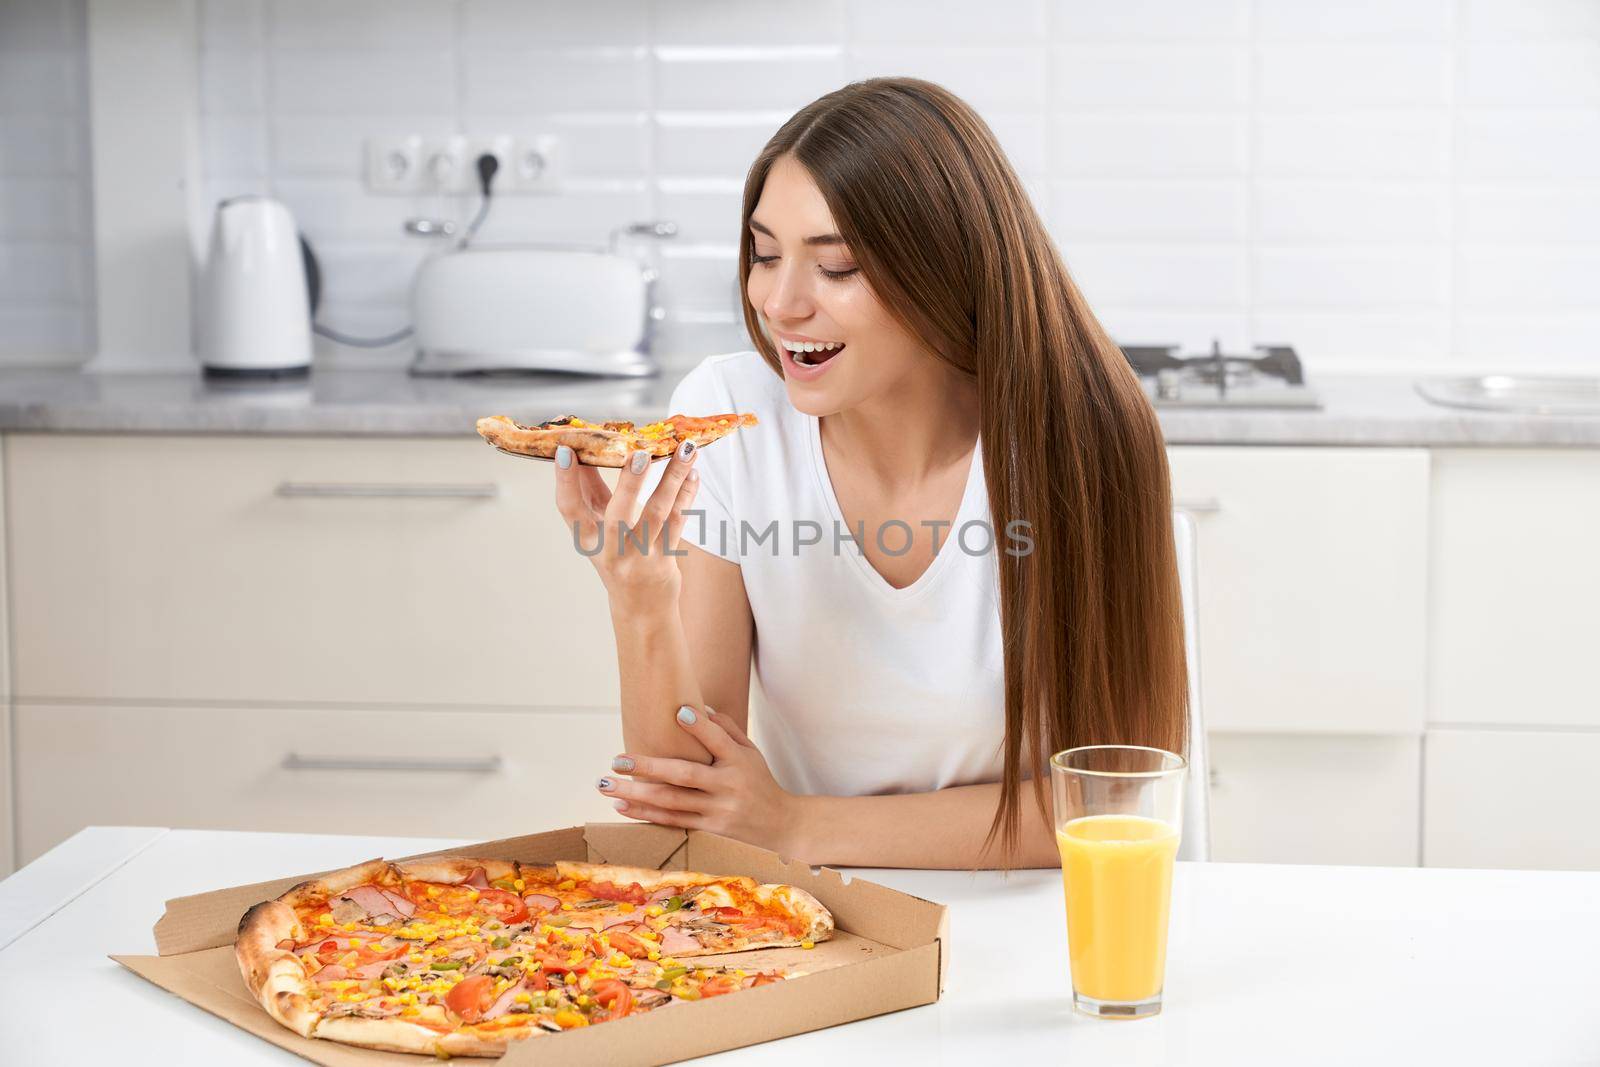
[737,78,1189,865]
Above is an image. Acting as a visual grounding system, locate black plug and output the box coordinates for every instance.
[476,152,500,199]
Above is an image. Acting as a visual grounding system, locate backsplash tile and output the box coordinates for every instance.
[4,0,1600,371]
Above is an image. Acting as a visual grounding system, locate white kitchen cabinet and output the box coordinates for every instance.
[6,434,616,708]
[1167,447,1429,735]
[13,702,629,866]
[1429,450,1600,729]
[1423,727,1600,871]
[1206,732,1420,867]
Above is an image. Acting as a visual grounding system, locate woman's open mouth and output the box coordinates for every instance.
[780,338,846,369]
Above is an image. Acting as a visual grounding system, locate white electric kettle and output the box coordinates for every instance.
[199,196,315,378]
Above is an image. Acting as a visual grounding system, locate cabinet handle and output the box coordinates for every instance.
[283,753,503,774]
[275,483,499,499]
[1174,497,1222,515]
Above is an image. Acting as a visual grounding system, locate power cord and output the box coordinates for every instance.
[313,152,499,349]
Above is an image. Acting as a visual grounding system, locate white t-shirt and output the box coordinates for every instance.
[656,350,1007,799]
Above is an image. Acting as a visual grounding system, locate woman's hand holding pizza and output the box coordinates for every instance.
[598,706,806,856]
[552,440,700,612]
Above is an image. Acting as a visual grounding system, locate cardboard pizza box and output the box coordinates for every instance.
[112,823,949,1065]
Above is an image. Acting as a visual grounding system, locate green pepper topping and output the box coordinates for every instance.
[490,936,511,949]
[431,959,463,970]
[661,895,686,913]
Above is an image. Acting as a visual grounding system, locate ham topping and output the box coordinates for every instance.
[464,867,491,889]
[522,893,560,913]
[659,926,701,955]
[310,957,396,981]
[331,884,411,924]
[600,911,640,931]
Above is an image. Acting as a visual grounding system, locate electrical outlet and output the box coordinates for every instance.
[365,135,424,193]
[423,135,468,195]
[506,135,562,193]
[456,135,513,195]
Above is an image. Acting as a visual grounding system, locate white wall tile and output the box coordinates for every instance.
[1250,310,1451,363]
[465,114,650,178]
[0,116,81,175]
[482,182,653,244]
[655,247,741,313]
[270,0,454,50]
[271,50,457,117]
[847,47,1047,113]
[1052,46,1248,112]
[311,243,431,305]
[654,115,785,179]
[465,48,650,113]
[0,306,89,358]
[1052,116,1248,176]
[199,115,267,179]
[1051,0,1247,42]
[1460,0,1600,41]
[1257,114,1449,177]
[1457,246,1600,309]
[984,114,1047,176]
[1256,0,1454,42]
[200,48,265,114]
[1255,182,1450,242]
[463,0,651,47]
[1062,245,1248,307]
[1458,186,1600,242]
[653,0,846,45]
[1049,181,1247,241]
[847,0,1047,45]
[0,50,78,115]
[1454,312,1600,366]
[1257,45,1451,109]
[0,242,84,302]
[0,177,82,238]
[0,0,76,48]
[656,52,847,111]
[655,180,743,244]
[199,0,262,49]
[1461,43,1600,106]
[1458,113,1600,178]
[1256,247,1449,307]
[274,177,424,241]
[1091,308,1252,351]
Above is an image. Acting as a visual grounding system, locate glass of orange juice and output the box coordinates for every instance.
[1050,745,1186,1019]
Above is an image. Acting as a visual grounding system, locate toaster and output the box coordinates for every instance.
[409,245,663,377]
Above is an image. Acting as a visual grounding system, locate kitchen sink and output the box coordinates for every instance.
[1414,375,1600,415]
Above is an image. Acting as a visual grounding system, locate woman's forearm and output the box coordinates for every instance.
[611,601,712,765]
[787,780,1060,870]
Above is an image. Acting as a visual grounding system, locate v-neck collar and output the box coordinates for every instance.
[806,412,986,603]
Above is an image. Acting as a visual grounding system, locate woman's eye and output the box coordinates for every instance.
[818,265,859,281]
[749,254,778,268]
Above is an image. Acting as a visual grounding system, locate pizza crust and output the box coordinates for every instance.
[476,413,758,466]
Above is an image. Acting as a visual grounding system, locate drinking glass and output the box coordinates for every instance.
[1050,745,1186,1019]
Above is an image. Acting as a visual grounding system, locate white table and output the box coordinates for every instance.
[2,827,1597,1065]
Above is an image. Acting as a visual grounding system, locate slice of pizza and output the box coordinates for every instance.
[235,856,831,1058]
[476,412,758,466]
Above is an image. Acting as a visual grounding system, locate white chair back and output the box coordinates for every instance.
[1173,510,1211,862]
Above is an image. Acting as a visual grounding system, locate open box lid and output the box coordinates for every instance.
[115,824,949,1066]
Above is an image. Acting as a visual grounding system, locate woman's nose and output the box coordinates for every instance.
[761,262,813,322]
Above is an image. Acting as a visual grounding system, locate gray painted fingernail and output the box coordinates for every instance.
[677,705,697,725]
[555,446,573,469]
[597,777,613,790]
[611,756,635,772]
[677,439,696,461]
[630,450,649,474]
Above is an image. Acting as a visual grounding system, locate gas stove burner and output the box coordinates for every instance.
[1119,340,1322,410]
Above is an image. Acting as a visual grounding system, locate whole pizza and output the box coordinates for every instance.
[477,412,758,467]
[235,856,833,1057]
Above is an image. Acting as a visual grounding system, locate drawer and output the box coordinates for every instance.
[1207,732,1420,867]
[14,703,626,865]
[7,434,615,706]
[1168,446,1429,734]
[1424,727,1600,871]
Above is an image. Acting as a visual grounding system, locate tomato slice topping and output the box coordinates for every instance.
[592,978,633,1017]
[700,975,737,998]
[445,975,496,1024]
[475,887,529,925]
[606,930,649,959]
[314,939,342,966]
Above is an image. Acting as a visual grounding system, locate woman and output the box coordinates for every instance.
[552,78,1187,869]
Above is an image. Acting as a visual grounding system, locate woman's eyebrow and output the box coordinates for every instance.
[749,218,846,246]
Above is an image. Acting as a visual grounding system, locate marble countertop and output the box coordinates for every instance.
[1,364,1597,446]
